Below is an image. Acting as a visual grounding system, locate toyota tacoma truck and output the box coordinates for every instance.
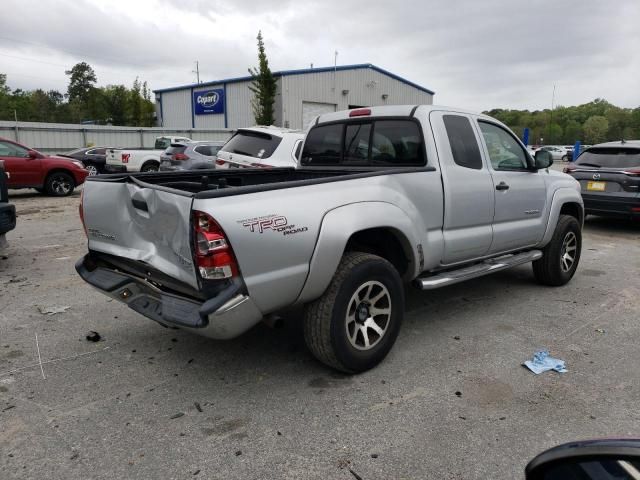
[105,136,191,173]
[76,105,583,373]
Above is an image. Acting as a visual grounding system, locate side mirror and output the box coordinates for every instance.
[534,150,553,169]
[526,439,640,480]
[27,150,39,159]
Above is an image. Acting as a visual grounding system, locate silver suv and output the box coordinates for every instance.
[159,141,225,171]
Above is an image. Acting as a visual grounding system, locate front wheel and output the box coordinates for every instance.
[561,155,568,162]
[45,172,75,197]
[303,252,404,373]
[533,214,582,286]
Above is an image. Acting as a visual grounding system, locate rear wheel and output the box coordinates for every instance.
[45,172,75,197]
[533,214,581,286]
[85,164,99,176]
[141,162,159,172]
[303,252,404,373]
[561,155,568,162]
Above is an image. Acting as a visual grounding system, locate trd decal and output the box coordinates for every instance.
[238,214,308,236]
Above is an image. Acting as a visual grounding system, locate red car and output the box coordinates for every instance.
[0,138,89,196]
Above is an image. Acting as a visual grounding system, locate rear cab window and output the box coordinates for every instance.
[220,131,282,159]
[300,118,426,167]
[443,115,483,170]
[576,148,640,169]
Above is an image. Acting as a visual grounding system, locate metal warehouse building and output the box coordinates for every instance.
[154,63,434,131]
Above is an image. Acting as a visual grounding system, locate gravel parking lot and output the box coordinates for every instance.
[1,187,639,480]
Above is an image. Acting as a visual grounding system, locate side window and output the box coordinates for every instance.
[301,124,343,165]
[195,145,213,156]
[343,123,371,163]
[370,120,424,165]
[443,115,483,170]
[91,148,106,155]
[479,121,529,170]
[0,141,28,158]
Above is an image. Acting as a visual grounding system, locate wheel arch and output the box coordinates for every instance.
[295,202,419,305]
[140,159,160,171]
[44,168,77,186]
[539,188,584,247]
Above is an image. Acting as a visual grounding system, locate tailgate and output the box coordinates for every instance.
[82,179,198,288]
[106,149,125,165]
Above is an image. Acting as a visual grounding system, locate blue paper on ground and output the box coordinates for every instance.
[523,350,567,374]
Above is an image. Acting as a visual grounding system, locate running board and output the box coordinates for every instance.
[415,250,543,290]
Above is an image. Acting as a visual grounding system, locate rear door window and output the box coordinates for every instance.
[301,119,425,166]
[576,149,640,169]
[443,115,483,170]
[194,145,216,156]
[220,131,282,159]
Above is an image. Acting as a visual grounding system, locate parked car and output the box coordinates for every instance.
[76,105,583,373]
[58,146,116,176]
[159,141,225,172]
[539,146,566,162]
[564,140,640,219]
[0,138,89,196]
[105,136,191,173]
[0,160,16,249]
[215,127,304,169]
[566,145,588,162]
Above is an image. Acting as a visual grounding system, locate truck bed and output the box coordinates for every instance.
[90,166,430,198]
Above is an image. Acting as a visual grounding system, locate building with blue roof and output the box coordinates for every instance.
[154,64,434,130]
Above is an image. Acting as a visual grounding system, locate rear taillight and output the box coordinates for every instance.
[622,168,640,176]
[193,211,238,280]
[79,190,87,237]
[173,153,189,161]
[563,165,576,174]
[215,159,226,166]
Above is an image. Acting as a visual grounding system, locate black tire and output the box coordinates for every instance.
[141,162,159,172]
[561,155,568,162]
[533,214,581,286]
[303,252,404,373]
[45,171,75,197]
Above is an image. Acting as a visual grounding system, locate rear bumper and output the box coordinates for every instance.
[75,254,263,339]
[0,202,16,235]
[104,164,127,173]
[582,193,640,218]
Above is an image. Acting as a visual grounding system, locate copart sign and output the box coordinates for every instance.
[193,88,225,115]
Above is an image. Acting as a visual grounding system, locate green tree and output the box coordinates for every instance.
[583,115,609,144]
[564,120,582,143]
[65,62,97,103]
[102,85,130,125]
[248,31,277,125]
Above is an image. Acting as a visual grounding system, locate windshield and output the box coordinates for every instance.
[220,131,282,159]
[576,148,640,169]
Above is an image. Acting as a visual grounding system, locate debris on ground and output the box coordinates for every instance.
[170,412,185,419]
[349,468,364,480]
[38,305,70,316]
[595,328,606,334]
[523,350,567,374]
[235,450,242,456]
[85,331,101,342]
[194,402,203,412]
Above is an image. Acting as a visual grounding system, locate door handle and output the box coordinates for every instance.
[496,181,510,191]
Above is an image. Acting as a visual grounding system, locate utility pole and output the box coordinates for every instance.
[333,50,338,93]
[548,83,556,144]
[193,61,200,84]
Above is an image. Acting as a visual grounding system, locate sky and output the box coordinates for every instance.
[0,0,639,112]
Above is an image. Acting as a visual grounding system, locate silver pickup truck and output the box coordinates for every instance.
[76,105,583,372]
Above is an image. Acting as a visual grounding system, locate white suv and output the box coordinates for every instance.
[215,126,304,169]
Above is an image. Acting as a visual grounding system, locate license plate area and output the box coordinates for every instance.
[587,181,606,192]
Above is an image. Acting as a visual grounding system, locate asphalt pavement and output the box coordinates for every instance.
[1,187,639,479]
